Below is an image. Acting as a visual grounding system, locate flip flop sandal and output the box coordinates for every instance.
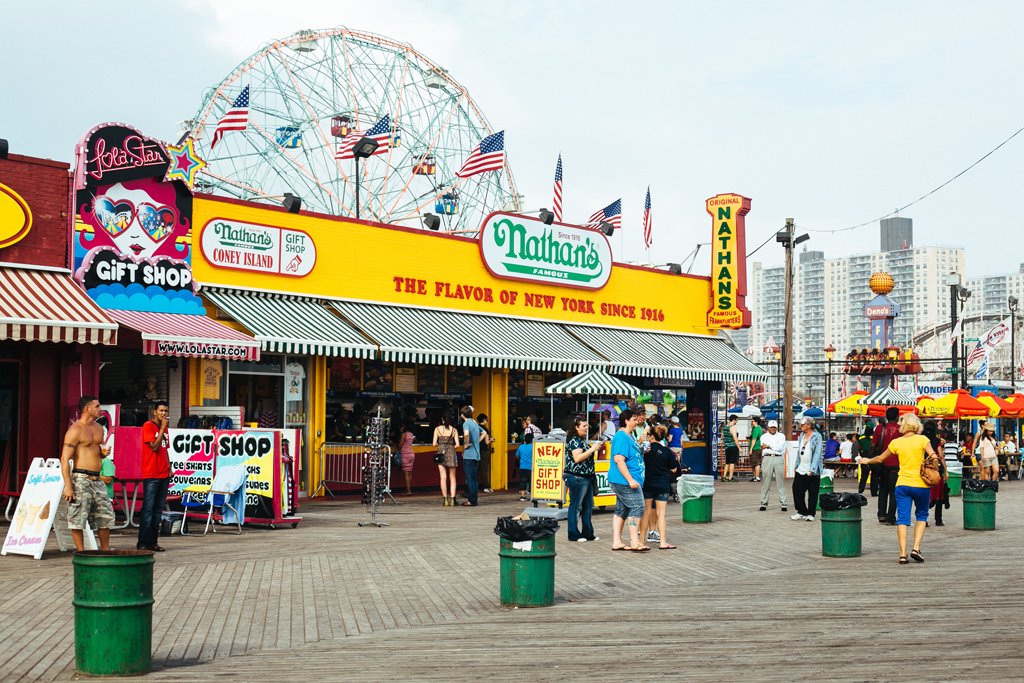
[658,545,677,550]
[631,546,651,552]
[910,549,924,563]
[898,555,909,565]
[611,546,630,551]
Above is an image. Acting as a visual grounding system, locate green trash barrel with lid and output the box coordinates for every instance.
[816,474,835,511]
[819,492,868,557]
[73,549,155,676]
[961,479,997,530]
[678,474,715,523]
[947,470,963,497]
[495,517,557,607]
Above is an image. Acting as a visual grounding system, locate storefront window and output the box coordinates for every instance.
[446,366,473,395]
[417,364,444,394]
[362,360,393,392]
[200,358,226,407]
[99,349,171,426]
[329,358,361,392]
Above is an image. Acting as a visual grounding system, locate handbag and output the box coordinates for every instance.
[433,451,445,464]
[920,454,942,487]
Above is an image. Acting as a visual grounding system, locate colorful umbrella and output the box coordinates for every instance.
[827,390,868,415]
[1004,393,1024,410]
[919,389,989,419]
[975,391,1023,418]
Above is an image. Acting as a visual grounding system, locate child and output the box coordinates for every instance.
[516,432,534,501]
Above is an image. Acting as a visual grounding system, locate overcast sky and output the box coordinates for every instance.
[4,1,1023,279]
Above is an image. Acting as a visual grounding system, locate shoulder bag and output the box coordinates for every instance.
[920,454,942,487]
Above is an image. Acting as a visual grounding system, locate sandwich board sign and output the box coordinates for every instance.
[2,458,96,559]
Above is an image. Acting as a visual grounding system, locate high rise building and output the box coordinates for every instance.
[748,218,965,404]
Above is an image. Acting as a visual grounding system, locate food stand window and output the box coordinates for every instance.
[98,349,171,426]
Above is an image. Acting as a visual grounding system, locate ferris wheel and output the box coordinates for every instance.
[183,28,521,231]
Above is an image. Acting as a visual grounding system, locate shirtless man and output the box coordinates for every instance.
[60,395,114,551]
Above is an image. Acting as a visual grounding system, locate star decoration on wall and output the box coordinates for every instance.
[164,137,206,189]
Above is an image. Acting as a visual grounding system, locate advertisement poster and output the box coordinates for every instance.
[526,373,545,397]
[530,440,566,503]
[2,459,65,559]
[214,429,279,520]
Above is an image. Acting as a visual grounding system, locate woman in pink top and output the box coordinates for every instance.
[399,423,416,496]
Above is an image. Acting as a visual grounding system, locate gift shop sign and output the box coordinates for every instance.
[201,219,316,277]
[479,212,612,290]
[706,193,751,329]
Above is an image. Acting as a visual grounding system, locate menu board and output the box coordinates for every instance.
[418,365,444,394]
[363,360,393,392]
[330,358,361,392]
[526,373,545,397]
[395,366,417,393]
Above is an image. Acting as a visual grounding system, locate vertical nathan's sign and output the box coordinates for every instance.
[706,193,751,329]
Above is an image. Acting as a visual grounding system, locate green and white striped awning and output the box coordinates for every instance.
[859,386,917,406]
[203,289,376,358]
[329,301,606,371]
[564,325,767,382]
[545,368,640,396]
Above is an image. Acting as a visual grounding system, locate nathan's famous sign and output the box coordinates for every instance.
[706,193,751,329]
[478,212,612,290]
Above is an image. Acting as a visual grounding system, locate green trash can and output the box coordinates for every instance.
[499,535,556,607]
[962,487,996,531]
[947,471,963,497]
[682,496,713,523]
[73,549,155,676]
[820,507,862,557]
[817,477,835,511]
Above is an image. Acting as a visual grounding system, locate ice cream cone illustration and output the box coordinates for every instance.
[14,505,27,534]
[39,501,50,521]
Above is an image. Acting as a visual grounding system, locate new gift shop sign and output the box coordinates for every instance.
[530,440,566,503]
[479,212,612,290]
[200,218,316,277]
[706,193,751,329]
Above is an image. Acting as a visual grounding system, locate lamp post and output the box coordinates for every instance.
[957,286,972,388]
[824,344,835,431]
[770,343,782,412]
[352,136,379,220]
[1010,295,1019,389]
[947,273,961,390]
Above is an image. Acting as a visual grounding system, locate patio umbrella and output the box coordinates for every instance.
[1003,393,1024,411]
[975,391,1023,418]
[827,390,868,415]
[802,406,825,418]
[545,368,640,427]
[858,387,918,418]
[919,389,989,419]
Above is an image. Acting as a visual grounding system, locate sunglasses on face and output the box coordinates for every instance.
[94,195,178,241]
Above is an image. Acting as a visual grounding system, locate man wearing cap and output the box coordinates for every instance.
[791,416,823,521]
[758,420,788,512]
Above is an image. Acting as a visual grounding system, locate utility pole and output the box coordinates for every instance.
[776,218,807,439]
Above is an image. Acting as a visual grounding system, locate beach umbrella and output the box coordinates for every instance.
[919,389,989,419]
[975,391,1023,418]
[802,406,825,418]
[858,386,918,418]
[1003,393,1024,410]
[827,390,868,415]
[545,368,640,427]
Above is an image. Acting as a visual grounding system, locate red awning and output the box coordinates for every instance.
[106,309,260,361]
[0,265,117,345]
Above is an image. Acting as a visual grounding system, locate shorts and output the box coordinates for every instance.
[894,485,930,526]
[643,490,671,503]
[749,448,763,468]
[610,482,646,519]
[725,446,740,465]
[67,474,115,530]
[980,457,998,468]
[519,469,531,492]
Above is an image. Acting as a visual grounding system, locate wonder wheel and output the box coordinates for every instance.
[183,28,520,231]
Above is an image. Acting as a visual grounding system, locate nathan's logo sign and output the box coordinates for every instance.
[479,212,612,289]
[706,193,751,329]
[0,182,32,249]
[201,219,316,277]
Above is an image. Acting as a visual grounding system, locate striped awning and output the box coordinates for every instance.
[859,386,917,406]
[545,368,640,396]
[106,309,261,360]
[329,301,606,371]
[0,265,117,345]
[203,289,376,358]
[564,325,767,382]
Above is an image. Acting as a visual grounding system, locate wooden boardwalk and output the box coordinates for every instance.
[0,478,1021,681]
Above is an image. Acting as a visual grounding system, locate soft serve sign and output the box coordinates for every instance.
[478,212,612,290]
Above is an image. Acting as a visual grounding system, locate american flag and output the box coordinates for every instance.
[586,198,622,230]
[553,154,563,222]
[335,115,391,160]
[642,187,653,249]
[456,131,505,178]
[210,86,250,149]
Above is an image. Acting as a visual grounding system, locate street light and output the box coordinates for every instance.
[957,286,972,387]
[1010,295,1019,389]
[352,136,379,220]
[824,344,835,431]
[946,273,962,390]
[770,344,782,407]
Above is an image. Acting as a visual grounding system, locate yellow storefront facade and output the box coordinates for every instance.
[186,192,765,494]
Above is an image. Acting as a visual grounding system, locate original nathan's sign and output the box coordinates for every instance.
[478,212,612,290]
[705,193,751,329]
[200,218,316,277]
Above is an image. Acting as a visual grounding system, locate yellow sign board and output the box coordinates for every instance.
[530,441,566,502]
[706,193,751,329]
[0,182,32,249]
[190,197,715,335]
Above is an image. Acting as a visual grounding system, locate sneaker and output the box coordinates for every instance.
[781,506,788,512]
[519,496,527,502]
[589,536,600,542]
[576,538,588,543]
[804,515,815,521]
[758,506,767,511]
[748,477,757,482]
[647,530,660,541]
[790,513,804,521]
[753,477,762,482]
[483,488,493,493]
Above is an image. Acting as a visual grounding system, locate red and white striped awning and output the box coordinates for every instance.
[0,265,118,345]
[106,309,260,361]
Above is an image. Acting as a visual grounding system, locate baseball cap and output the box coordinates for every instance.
[670,416,680,424]
[767,420,778,428]
[800,416,816,426]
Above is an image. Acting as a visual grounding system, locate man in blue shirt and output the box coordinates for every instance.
[460,405,481,506]
[608,409,647,551]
